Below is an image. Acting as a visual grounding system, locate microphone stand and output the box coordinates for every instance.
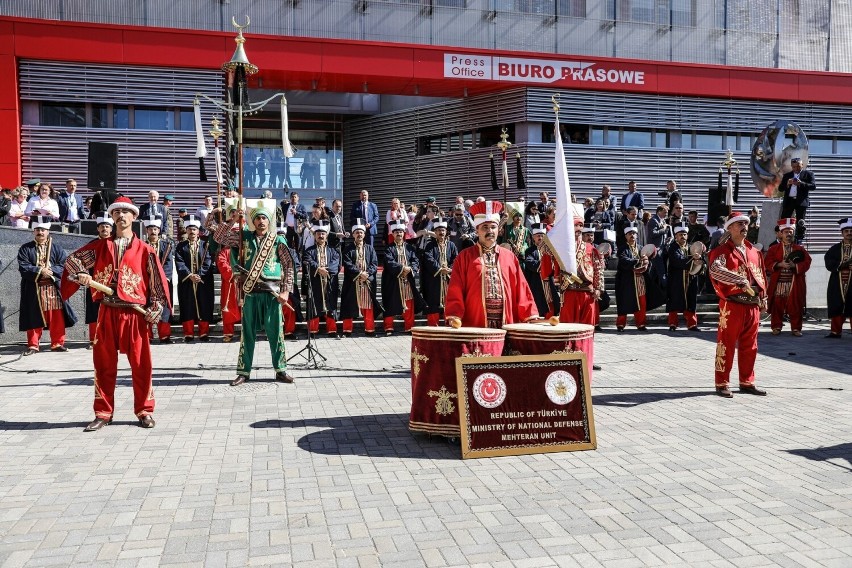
[287,223,326,368]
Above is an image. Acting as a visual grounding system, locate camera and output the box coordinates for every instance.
[657,190,669,198]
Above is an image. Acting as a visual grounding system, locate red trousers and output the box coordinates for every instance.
[343,308,375,333]
[384,300,415,332]
[88,322,97,342]
[715,299,759,388]
[559,290,596,326]
[282,304,296,334]
[92,305,155,419]
[218,268,241,336]
[309,316,337,335]
[668,311,697,329]
[426,312,444,327]
[616,296,647,328]
[831,316,852,335]
[182,321,210,337]
[769,292,804,331]
[26,308,66,349]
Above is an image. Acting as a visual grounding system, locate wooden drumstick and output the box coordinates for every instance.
[86,280,148,316]
[743,285,755,297]
[448,317,462,329]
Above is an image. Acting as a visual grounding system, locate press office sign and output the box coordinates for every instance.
[443,53,647,86]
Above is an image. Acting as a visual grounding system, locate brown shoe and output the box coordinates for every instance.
[791,330,802,337]
[22,347,38,356]
[50,345,68,352]
[739,385,767,396]
[716,387,733,398]
[138,415,156,428]
[84,417,112,432]
[231,375,248,386]
[275,372,295,384]
[222,335,233,343]
[771,328,781,335]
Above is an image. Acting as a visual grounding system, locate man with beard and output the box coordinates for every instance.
[524,223,558,318]
[175,216,214,342]
[340,219,382,336]
[708,212,768,398]
[824,217,852,339]
[445,201,537,328]
[84,213,114,348]
[421,216,457,326]
[211,200,295,386]
[303,219,341,338]
[666,222,702,331]
[557,218,601,326]
[144,214,175,344]
[447,203,476,252]
[764,218,812,336]
[18,216,78,355]
[382,220,425,335]
[62,197,170,430]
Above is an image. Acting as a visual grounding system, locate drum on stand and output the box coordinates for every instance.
[503,322,595,380]
[410,326,506,438]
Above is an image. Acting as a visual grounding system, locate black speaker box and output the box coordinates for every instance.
[87,142,118,190]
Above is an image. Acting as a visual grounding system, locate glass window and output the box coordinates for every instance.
[135,107,172,130]
[92,104,108,128]
[462,132,474,150]
[672,0,696,26]
[652,130,667,148]
[557,0,585,17]
[179,109,196,132]
[41,103,86,127]
[114,106,130,129]
[479,124,515,149]
[514,0,554,14]
[590,127,604,145]
[836,139,852,155]
[695,131,723,150]
[449,133,460,152]
[807,138,833,155]
[622,129,652,147]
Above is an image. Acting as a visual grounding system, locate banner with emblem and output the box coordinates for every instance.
[455,352,595,459]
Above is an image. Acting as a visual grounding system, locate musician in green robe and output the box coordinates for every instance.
[211,199,295,386]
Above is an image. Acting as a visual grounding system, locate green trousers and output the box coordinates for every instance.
[237,292,286,377]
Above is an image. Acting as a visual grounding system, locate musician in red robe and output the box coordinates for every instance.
[557,219,601,326]
[764,217,812,336]
[708,212,768,398]
[445,200,538,328]
[62,197,171,431]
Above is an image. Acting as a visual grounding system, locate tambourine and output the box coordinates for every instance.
[498,243,513,252]
[640,244,657,258]
[595,242,612,257]
[786,249,806,264]
[753,242,764,252]
[689,241,706,257]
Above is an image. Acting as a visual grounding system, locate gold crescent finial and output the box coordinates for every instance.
[232,15,251,31]
[551,93,560,115]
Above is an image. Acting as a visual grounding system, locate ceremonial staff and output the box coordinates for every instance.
[193,15,294,302]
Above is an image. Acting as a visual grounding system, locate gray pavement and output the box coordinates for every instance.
[0,320,850,568]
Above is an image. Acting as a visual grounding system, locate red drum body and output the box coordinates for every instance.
[410,326,506,437]
[503,322,595,380]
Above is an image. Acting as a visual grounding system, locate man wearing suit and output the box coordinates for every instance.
[780,157,815,241]
[350,190,380,248]
[620,180,645,216]
[647,204,672,286]
[138,190,167,223]
[328,199,349,257]
[57,179,85,233]
[280,191,308,250]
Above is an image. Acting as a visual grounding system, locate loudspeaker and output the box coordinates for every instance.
[87,142,118,190]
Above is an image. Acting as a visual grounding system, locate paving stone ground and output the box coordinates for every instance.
[0,319,850,568]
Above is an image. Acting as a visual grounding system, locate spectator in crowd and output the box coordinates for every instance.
[668,202,686,227]
[8,189,30,228]
[620,180,644,216]
[282,191,308,249]
[598,184,617,218]
[81,196,92,220]
[780,157,815,240]
[0,187,11,225]
[746,206,761,243]
[585,198,615,247]
[537,191,551,215]
[658,180,683,212]
[349,190,379,248]
[386,198,406,244]
[686,210,711,248]
[138,190,166,222]
[708,216,727,249]
[616,206,645,252]
[448,203,475,252]
[195,196,214,234]
[161,194,175,239]
[56,179,84,233]
[25,182,60,221]
[524,201,540,230]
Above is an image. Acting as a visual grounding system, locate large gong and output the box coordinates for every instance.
[750,120,809,198]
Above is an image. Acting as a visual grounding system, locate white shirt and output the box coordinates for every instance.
[789,174,800,198]
[196,205,213,227]
[66,192,78,222]
[9,200,29,228]
[24,196,59,219]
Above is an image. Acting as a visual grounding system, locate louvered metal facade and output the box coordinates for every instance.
[344,87,852,253]
[18,60,225,208]
[3,0,852,72]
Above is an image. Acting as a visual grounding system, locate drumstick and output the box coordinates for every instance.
[448,317,462,329]
[86,280,149,316]
[743,285,756,297]
[529,317,560,326]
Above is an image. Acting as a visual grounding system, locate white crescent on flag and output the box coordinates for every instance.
[543,118,577,276]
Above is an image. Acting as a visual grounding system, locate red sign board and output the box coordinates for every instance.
[455,353,596,459]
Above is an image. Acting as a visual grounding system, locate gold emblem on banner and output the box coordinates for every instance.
[428,385,458,416]
[715,342,726,372]
[411,348,429,379]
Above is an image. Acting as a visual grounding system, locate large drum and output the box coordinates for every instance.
[410,326,506,437]
[503,322,595,379]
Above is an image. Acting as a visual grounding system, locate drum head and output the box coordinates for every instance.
[596,242,612,256]
[640,244,657,258]
[753,242,764,251]
[503,322,594,336]
[411,325,506,340]
[689,241,706,256]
